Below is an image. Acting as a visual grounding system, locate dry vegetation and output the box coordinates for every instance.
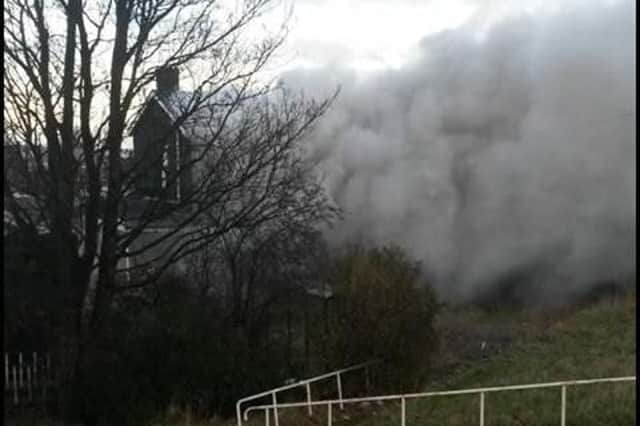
[6,292,634,426]
[189,290,635,426]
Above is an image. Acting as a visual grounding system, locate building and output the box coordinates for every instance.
[124,67,215,278]
[130,66,223,202]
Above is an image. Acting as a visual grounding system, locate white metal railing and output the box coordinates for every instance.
[236,360,379,426]
[243,375,636,426]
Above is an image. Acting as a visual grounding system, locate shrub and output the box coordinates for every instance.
[74,274,290,424]
[327,244,439,391]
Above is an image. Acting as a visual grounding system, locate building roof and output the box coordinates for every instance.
[3,192,49,235]
[150,90,245,145]
[300,280,334,299]
[305,286,334,299]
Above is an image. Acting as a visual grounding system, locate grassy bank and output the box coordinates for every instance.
[8,293,634,426]
[358,292,636,426]
[234,292,636,426]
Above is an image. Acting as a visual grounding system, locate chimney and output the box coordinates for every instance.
[155,67,179,95]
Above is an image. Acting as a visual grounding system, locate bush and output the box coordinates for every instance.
[74,274,290,424]
[327,244,439,391]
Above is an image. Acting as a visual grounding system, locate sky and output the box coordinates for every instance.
[281,0,476,71]
[273,0,636,303]
[272,0,584,72]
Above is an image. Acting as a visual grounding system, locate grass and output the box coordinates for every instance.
[236,291,636,426]
[355,291,636,426]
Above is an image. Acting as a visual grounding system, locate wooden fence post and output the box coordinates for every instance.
[19,352,24,390]
[27,364,33,402]
[4,353,8,391]
[12,365,18,405]
[3,351,55,406]
[33,352,38,389]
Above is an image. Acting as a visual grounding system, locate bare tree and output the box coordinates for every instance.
[212,188,334,330]
[4,0,335,420]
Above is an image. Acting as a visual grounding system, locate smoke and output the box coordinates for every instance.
[280,0,635,303]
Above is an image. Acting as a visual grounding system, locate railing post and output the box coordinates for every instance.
[400,397,406,426]
[236,401,243,426]
[479,392,485,426]
[272,392,279,426]
[337,373,344,410]
[327,403,333,426]
[560,385,567,426]
[306,382,313,416]
[265,408,270,426]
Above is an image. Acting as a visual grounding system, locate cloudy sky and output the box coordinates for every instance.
[282,0,475,71]
[274,0,589,72]
[269,0,635,303]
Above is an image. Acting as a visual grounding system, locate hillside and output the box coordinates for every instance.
[73,292,634,426]
[357,291,636,426]
[229,291,635,426]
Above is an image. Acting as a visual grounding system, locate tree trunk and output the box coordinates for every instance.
[58,264,100,425]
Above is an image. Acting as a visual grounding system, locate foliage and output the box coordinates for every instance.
[71,274,295,424]
[327,245,439,391]
[3,229,67,351]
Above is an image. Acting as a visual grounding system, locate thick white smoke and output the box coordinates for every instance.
[281,0,635,303]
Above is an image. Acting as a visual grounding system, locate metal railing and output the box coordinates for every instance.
[236,360,379,426]
[243,375,636,426]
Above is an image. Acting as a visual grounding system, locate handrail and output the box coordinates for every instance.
[236,360,379,426]
[244,375,636,426]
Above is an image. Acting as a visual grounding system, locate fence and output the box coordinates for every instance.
[4,352,54,406]
[242,375,636,426]
[236,360,379,426]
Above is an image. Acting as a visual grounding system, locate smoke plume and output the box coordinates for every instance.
[281,0,635,303]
